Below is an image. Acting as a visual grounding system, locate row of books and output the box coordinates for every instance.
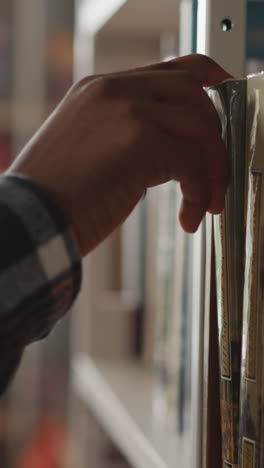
[143,180,198,445]
[142,73,264,468]
[211,75,264,468]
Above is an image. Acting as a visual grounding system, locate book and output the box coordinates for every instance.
[152,181,195,438]
[239,73,264,468]
[152,181,179,426]
[209,79,248,467]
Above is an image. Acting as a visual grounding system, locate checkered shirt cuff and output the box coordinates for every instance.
[0,174,82,349]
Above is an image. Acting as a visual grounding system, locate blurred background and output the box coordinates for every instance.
[0,1,180,467]
[0,1,264,468]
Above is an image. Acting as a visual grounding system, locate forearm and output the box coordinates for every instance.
[0,175,82,394]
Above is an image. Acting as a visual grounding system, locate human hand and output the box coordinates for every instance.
[9,54,231,256]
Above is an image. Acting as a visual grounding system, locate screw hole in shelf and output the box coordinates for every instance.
[221,18,234,32]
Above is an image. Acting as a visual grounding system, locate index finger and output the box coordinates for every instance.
[153,54,233,87]
[84,54,232,89]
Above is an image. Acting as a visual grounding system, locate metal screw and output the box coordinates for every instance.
[221,18,233,32]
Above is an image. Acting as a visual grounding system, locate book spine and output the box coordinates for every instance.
[209,80,247,467]
[153,181,178,424]
[239,73,264,468]
[239,173,262,468]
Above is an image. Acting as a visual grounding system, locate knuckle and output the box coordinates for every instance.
[195,53,212,67]
[73,75,117,98]
[74,75,94,91]
[89,76,117,97]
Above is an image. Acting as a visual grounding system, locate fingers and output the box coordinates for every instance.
[72,54,230,233]
[109,96,227,231]
[87,69,216,107]
[139,100,228,188]
[126,100,228,231]
[164,54,233,87]
[179,198,208,233]
[82,53,232,88]
[179,180,210,232]
[139,131,213,231]
[156,103,228,221]
[85,68,230,126]
[135,53,232,87]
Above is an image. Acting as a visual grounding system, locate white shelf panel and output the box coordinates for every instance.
[196,0,247,76]
[77,0,179,36]
[71,354,191,468]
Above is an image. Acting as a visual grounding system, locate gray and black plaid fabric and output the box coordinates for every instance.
[0,174,82,394]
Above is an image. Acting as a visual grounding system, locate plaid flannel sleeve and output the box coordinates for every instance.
[0,174,82,395]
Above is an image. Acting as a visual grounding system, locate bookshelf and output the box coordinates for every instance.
[71,354,190,468]
[75,0,179,36]
[70,2,197,468]
[70,1,244,468]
